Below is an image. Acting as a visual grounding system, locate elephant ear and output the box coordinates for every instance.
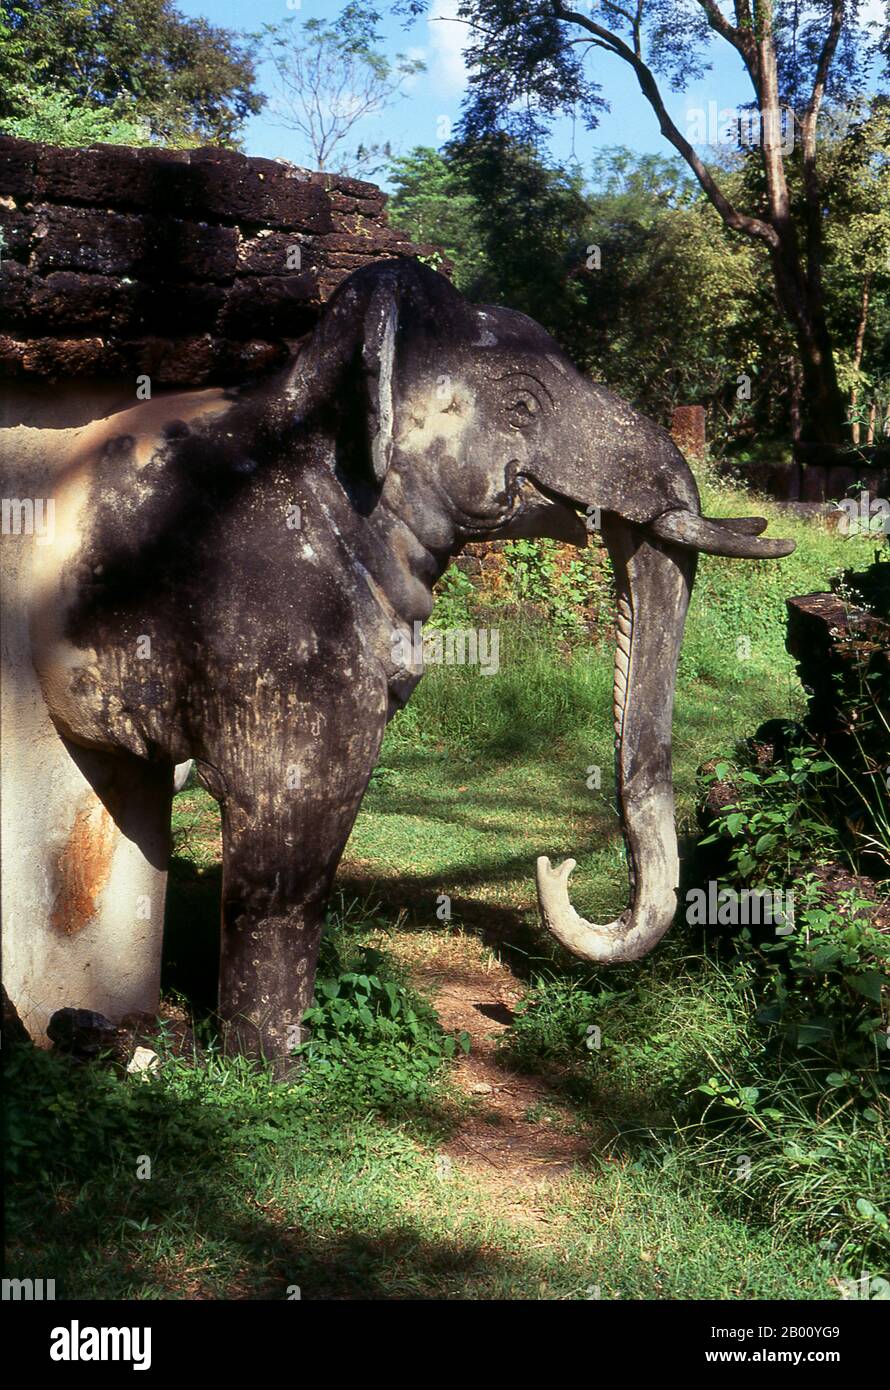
[292,263,404,489]
[361,275,400,486]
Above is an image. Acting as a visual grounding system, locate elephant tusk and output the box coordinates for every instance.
[709,515,768,535]
[649,509,795,558]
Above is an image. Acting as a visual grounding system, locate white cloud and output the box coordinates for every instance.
[857,0,887,26]
[428,0,470,94]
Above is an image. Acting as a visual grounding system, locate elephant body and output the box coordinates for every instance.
[1,260,793,1061]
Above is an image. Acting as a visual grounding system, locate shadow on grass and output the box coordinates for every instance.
[162,856,221,1014]
[3,1039,580,1301]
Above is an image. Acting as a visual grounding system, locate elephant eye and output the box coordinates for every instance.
[506,394,540,427]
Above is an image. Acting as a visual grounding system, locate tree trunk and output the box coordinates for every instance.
[769,245,848,444]
[850,276,871,446]
[563,2,850,447]
[789,358,802,443]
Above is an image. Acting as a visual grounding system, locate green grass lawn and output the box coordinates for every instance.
[6,476,888,1299]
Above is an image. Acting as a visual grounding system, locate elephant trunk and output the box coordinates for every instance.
[536,517,697,963]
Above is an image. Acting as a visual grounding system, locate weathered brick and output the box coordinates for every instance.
[0,202,34,261]
[0,335,26,375]
[237,230,309,276]
[2,335,124,379]
[187,149,334,231]
[31,272,134,332]
[31,205,148,276]
[0,136,446,384]
[144,216,238,282]
[31,205,238,281]
[800,465,828,502]
[219,274,320,337]
[316,227,407,255]
[34,144,189,211]
[310,170,383,201]
[0,137,40,200]
[0,261,31,328]
[0,268,134,333]
[130,280,226,335]
[671,404,707,456]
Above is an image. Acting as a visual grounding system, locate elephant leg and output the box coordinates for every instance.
[214,684,387,1070]
[216,792,369,1071]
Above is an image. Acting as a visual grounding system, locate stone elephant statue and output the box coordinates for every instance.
[1,258,793,1062]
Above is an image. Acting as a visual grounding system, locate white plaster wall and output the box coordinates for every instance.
[1,395,171,1044]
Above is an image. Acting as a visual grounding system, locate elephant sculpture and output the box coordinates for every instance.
[1,258,793,1063]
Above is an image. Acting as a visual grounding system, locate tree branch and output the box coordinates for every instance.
[800,0,845,293]
[553,2,779,246]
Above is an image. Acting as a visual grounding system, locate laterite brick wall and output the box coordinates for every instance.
[0,137,445,386]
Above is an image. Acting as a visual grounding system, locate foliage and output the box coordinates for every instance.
[428,564,477,630]
[501,538,612,637]
[746,875,889,1100]
[396,0,889,441]
[822,101,890,394]
[696,734,889,1106]
[0,0,263,146]
[700,747,838,882]
[0,84,153,146]
[498,950,889,1274]
[387,146,485,287]
[299,934,469,1107]
[388,138,876,440]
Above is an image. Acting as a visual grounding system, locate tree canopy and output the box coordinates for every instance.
[388,129,889,452]
[0,0,263,146]
[260,9,424,176]
[395,1,890,443]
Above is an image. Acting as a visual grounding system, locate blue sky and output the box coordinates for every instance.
[178,0,885,188]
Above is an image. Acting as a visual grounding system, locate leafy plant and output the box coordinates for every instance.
[299,937,469,1108]
[700,746,838,881]
[501,538,612,638]
[428,566,478,630]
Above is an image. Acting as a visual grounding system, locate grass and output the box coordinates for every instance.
[4,1012,840,1300]
[6,469,887,1299]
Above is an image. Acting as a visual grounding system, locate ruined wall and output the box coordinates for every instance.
[0,137,445,387]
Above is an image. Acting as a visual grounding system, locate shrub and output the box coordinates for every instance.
[298,936,469,1110]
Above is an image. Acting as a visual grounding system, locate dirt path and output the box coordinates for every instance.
[380,929,591,1219]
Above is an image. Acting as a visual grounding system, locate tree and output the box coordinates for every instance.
[397,0,888,445]
[0,87,153,147]
[0,0,263,147]
[821,99,890,442]
[387,146,485,281]
[261,7,424,176]
[389,140,780,439]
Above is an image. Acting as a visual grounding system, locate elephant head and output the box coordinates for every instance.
[290,259,794,966]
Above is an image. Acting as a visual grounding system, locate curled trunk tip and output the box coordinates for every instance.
[536,855,674,964]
